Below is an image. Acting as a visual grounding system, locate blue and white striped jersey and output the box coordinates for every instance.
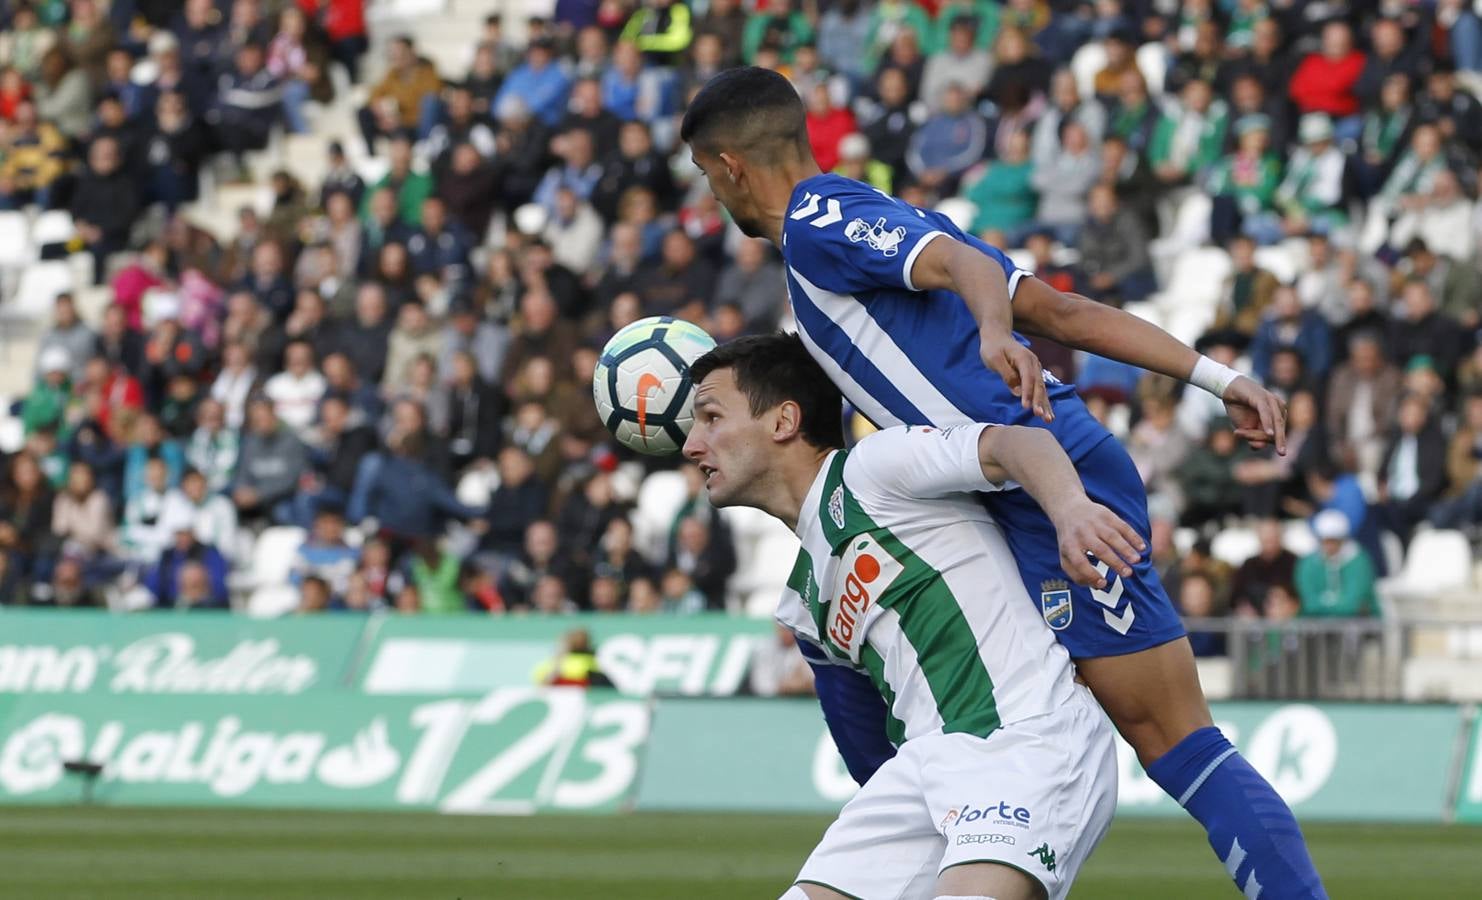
[780,173,1108,462]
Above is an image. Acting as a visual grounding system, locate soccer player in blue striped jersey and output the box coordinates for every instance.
[682,67,1325,899]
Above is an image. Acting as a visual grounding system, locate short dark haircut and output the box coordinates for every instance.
[680,66,809,163]
[690,333,845,450]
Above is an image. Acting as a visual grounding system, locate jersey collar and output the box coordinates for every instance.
[793,449,839,542]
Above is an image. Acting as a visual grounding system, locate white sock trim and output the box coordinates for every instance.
[1178,746,1239,806]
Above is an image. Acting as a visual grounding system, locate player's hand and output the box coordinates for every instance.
[1050,500,1146,589]
[979,330,1052,422]
[1223,375,1287,456]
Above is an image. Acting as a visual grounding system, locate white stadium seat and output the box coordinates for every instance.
[1281,519,1318,558]
[0,211,36,268]
[1136,42,1169,96]
[724,507,799,607]
[1069,42,1107,102]
[934,197,977,232]
[1146,246,1230,345]
[1384,529,1472,599]
[0,411,23,454]
[456,466,501,508]
[1380,531,1405,577]
[632,471,689,562]
[1174,526,1198,556]
[1253,244,1300,285]
[1153,247,1231,316]
[30,209,74,246]
[1210,527,1260,567]
[247,584,303,618]
[11,260,74,320]
[245,526,307,591]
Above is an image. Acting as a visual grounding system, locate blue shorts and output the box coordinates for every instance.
[983,434,1186,659]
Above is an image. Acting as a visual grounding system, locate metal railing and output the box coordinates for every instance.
[1182,616,1482,701]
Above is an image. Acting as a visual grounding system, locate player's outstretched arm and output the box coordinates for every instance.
[1011,279,1288,454]
[908,237,1052,422]
[979,425,1145,589]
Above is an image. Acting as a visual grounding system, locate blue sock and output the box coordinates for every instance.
[1147,726,1327,899]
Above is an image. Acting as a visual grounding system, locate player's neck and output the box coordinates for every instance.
[757,158,824,246]
[760,448,832,532]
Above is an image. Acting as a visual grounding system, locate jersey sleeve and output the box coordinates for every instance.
[784,182,1028,298]
[848,424,1011,502]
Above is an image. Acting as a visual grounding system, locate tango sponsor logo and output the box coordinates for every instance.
[826,535,903,661]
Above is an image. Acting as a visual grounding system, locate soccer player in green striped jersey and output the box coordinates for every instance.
[684,334,1147,900]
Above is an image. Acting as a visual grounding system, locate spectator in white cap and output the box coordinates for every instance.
[34,293,94,383]
[1294,509,1378,617]
[833,132,892,193]
[21,345,73,435]
[1274,112,1347,238]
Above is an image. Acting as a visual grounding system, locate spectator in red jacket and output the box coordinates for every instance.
[1289,21,1366,129]
[804,82,856,173]
[297,0,368,82]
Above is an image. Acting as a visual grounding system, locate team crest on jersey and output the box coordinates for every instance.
[845,217,907,257]
[828,485,846,529]
[1040,580,1073,631]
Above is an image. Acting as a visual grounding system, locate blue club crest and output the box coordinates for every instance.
[1040,580,1073,631]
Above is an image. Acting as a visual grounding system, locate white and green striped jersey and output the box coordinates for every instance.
[777,424,1079,745]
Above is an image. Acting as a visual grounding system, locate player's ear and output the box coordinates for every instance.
[772,400,802,444]
[717,151,743,184]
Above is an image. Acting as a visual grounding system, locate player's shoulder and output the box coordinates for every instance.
[805,173,890,201]
[784,175,904,239]
[845,425,952,474]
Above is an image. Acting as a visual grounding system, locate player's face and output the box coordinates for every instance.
[683,369,770,507]
[690,149,765,238]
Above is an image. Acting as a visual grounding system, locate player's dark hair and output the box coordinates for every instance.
[690,333,845,450]
[680,67,809,163]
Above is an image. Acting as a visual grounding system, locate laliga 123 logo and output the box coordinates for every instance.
[0,713,401,797]
[0,714,86,794]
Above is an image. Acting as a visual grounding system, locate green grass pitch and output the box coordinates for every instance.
[1,807,1477,899]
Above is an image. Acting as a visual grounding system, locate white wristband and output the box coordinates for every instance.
[1190,355,1241,399]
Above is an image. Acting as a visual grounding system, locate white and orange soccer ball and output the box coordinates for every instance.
[593,316,717,455]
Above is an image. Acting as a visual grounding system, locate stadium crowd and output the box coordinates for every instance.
[1,0,1481,635]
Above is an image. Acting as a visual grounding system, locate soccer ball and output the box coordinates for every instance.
[593,316,717,455]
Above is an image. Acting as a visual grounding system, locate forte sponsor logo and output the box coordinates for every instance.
[940,801,1033,830]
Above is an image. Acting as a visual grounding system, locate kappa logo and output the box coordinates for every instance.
[828,486,846,530]
[1028,843,1057,873]
[957,833,1016,847]
[845,217,907,257]
[799,568,818,611]
[1040,580,1073,631]
[826,534,903,661]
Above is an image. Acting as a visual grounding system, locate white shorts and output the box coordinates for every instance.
[795,686,1117,900]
